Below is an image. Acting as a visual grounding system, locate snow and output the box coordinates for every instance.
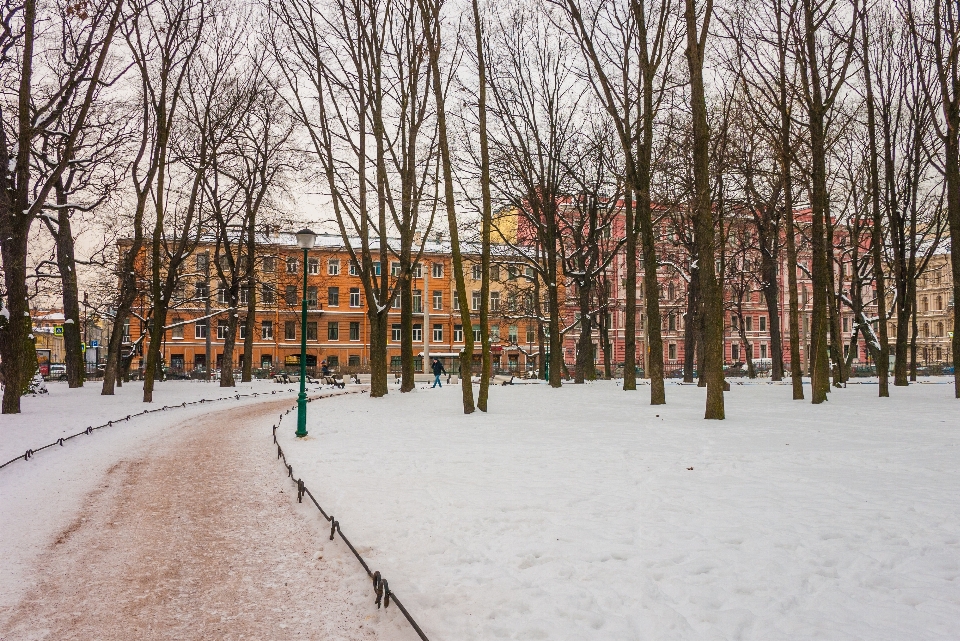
[276,380,960,640]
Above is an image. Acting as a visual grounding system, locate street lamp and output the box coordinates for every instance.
[296,228,316,438]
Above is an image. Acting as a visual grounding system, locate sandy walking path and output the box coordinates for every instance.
[1,397,419,640]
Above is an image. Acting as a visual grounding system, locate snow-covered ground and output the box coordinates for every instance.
[277,379,960,640]
[1,378,304,465]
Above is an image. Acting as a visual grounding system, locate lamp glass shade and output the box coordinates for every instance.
[295,228,316,250]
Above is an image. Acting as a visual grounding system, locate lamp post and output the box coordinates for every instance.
[296,228,316,438]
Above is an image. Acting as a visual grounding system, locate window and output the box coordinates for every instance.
[525,266,535,278]
[936,295,943,310]
[328,259,340,275]
[261,321,273,340]
[732,343,740,361]
[526,325,535,343]
[761,343,768,358]
[262,284,275,304]
[349,260,360,276]
[433,290,442,310]
[239,286,249,305]
[507,292,517,312]
[372,261,381,276]
[490,291,500,312]
[262,256,276,273]
[413,289,422,314]
[392,324,402,342]
[328,287,339,307]
[745,316,753,332]
[922,322,929,338]
[668,313,676,331]
[308,257,320,275]
[472,291,481,311]
[286,257,298,273]
[474,328,482,342]
[349,355,361,367]
[433,324,443,342]
[350,321,360,341]
[759,316,766,332]
[285,285,298,305]
[668,343,677,360]
[328,322,339,340]
[307,322,318,340]
[667,283,675,300]
[218,320,229,339]
[454,324,463,342]
[391,261,401,277]
[239,323,247,340]
[307,286,318,308]
[922,296,929,312]
[507,265,517,280]
[392,291,400,309]
[472,264,482,280]
[327,355,339,368]
[196,252,209,271]
[195,321,207,339]
[453,295,459,311]
[172,318,184,339]
[937,321,944,337]
[413,263,422,278]
[195,282,209,299]
[413,324,422,342]
[490,325,499,340]
[508,325,518,343]
[218,283,229,305]
[842,316,849,333]
[490,265,500,281]
[350,288,361,307]
[284,321,296,341]
[432,263,443,278]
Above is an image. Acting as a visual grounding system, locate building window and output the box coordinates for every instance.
[172,318,184,339]
[433,324,443,342]
[432,263,443,278]
[668,343,677,360]
[348,355,361,367]
[392,291,401,309]
[262,284,276,304]
[745,316,753,332]
[349,260,360,276]
[490,291,500,312]
[412,324,422,342]
[328,322,339,340]
[922,322,929,338]
[307,322,318,341]
[350,321,360,341]
[350,288,361,307]
[508,325,518,343]
[490,324,499,340]
[474,328,482,342]
[196,252,209,271]
[239,323,247,340]
[327,355,339,368]
[372,261,381,276]
[761,343,768,358]
[759,316,766,332]
[526,325,535,343]
[218,282,229,305]
[262,256,275,273]
[490,265,500,281]
[239,286,249,305]
[308,257,319,274]
[328,287,339,307]
[937,321,944,337]
[454,324,463,342]
[285,321,296,341]
[286,257,298,273]
[668,313,676,331]
[392,324,402,342]
[526,266,535,278]
[433,290,442,310]
[218,320,229,339]
[391,261,401,277]
[413,289,422,313]
[328,258,340,275]
[472,291,481,311]
[732,343,739,361]
[413,263,422,278]
[261,320,273,340]
[453,295,459,311]
[921,296,929,312]
[472,264,482,280]
[307,286,318,308]
[195,282,209,299]
[195,321,207,339]
[507,265,517,280]
[936,295,943,310]
[285,285,298,305]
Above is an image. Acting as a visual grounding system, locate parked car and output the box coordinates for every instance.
[48,363,67,381]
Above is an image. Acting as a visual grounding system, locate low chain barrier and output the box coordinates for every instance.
[0,387,313,471]
[272,398,431,641]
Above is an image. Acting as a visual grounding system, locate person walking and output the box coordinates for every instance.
[431,358,446,388]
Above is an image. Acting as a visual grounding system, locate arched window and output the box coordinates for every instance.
[937,322,944,337]
[668,283,675,300]
[921,296,929,312]
[936,295,943,310]
[922,322,929,338]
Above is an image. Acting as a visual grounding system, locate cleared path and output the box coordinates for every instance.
[1,397,418,640]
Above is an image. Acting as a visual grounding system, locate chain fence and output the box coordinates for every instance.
[272,399,431,641]
[0,387,307,471]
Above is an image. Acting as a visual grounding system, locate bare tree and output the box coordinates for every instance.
[1,0,127,413]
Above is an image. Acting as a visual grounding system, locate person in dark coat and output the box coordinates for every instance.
[431,358,445,388]
[321,360,330,377]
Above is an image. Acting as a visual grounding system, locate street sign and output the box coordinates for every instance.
[81,343,86,353]
[54,326,63,335]
[91,340,99,347]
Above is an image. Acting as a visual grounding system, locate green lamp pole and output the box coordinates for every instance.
[295,228,316,438]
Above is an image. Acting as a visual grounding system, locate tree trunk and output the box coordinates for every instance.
[623,194,638,390]
[220,305,238,387]
[683,267,700,383]
[53,187,85,388]
[241,275,256,382]
[473,0,493,411]
[685,0,724,418]
[575,282,592,383]
[369,310,389,397]
[400,272,415,392]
